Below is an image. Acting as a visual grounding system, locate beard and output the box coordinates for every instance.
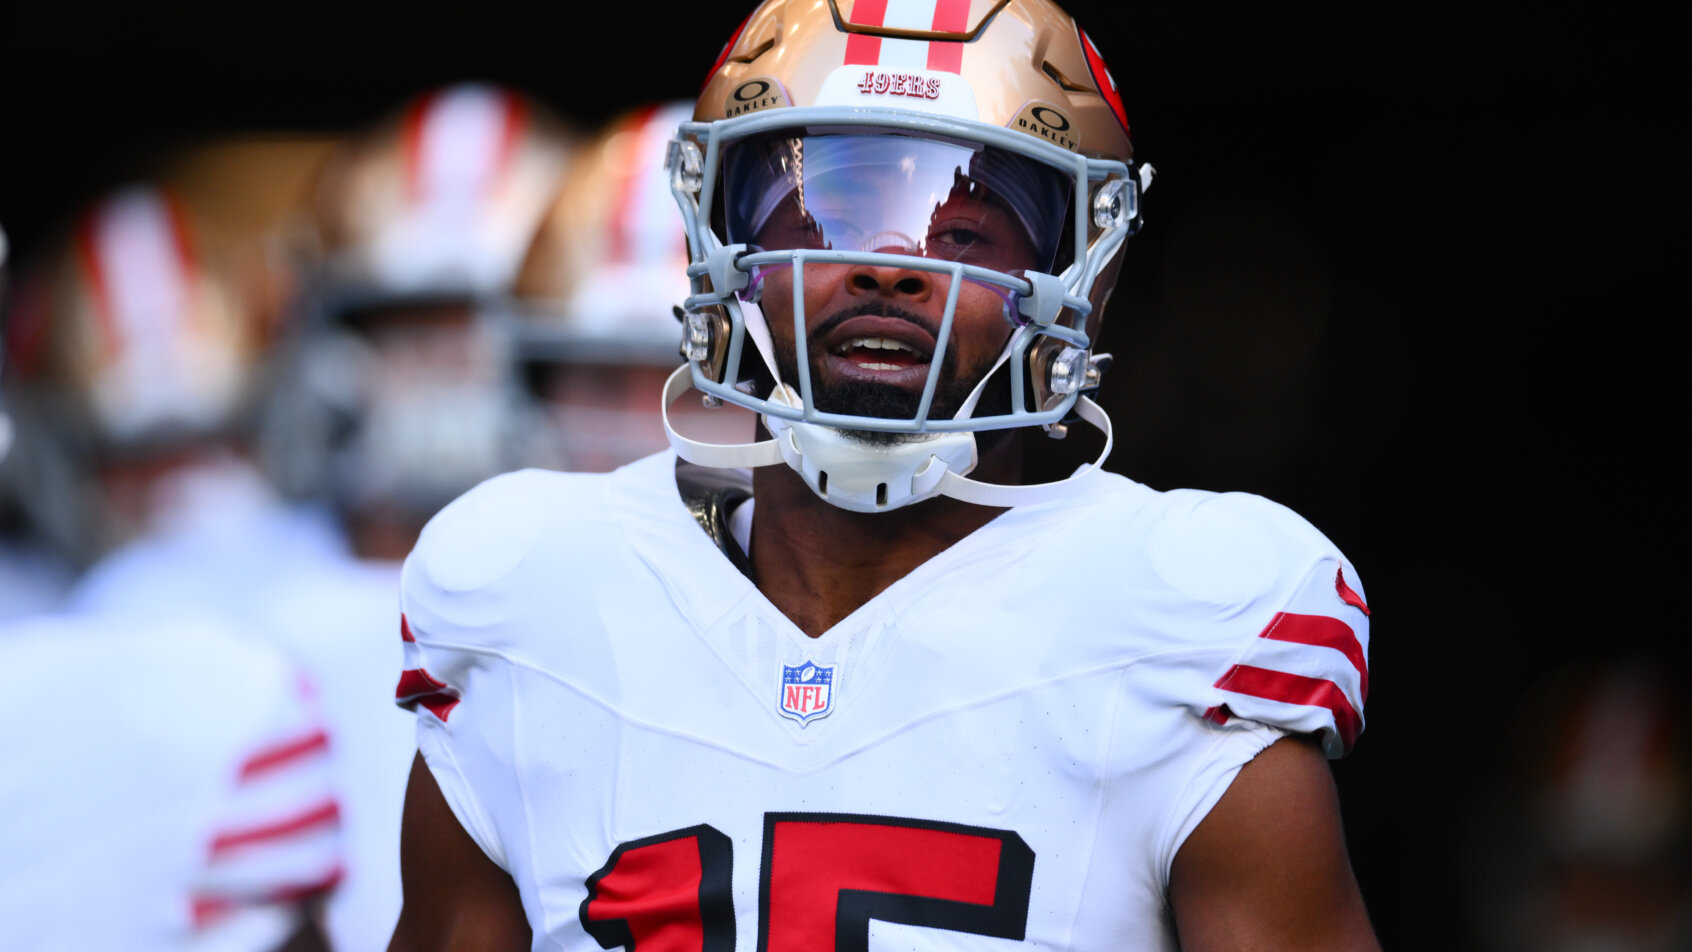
[763,301,1016,448]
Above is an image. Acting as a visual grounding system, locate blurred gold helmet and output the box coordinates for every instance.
[266,84,572,536]
[514,101,695,367]
[509,102,753,472]
[666,0,1152,511]
[2,186,271,561]
[304,83,573,312]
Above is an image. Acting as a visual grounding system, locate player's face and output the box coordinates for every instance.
[752,181,1039,430]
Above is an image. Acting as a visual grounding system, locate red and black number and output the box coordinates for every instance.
[581,813,1033,951]
[581,824,736,952]
[759,812,1034,951]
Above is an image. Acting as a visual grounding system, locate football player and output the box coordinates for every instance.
[0,225,341,952]
[267,82,572,561]
[389,2,1378,950]
[508,101,754,473]
[248,84,572,951]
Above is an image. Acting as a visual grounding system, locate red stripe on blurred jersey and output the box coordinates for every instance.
[400,614,416,643]
[1258,612,1369,701]
[210,800,341,856]
[925,0,969,72]
[1336,567,1371,615]
[1215,665,1362,750]
[239,730,329,781]
[843,0,887,65]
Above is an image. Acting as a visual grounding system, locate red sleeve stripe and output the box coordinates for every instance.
[238,729,329,782]
[191,865,345,928]
[395,668,461,722]
[1335,567,1371,615]
[400,613,417,643]
[1214,665,1362,750]
[209,801,341,857]
[1258,611,1369,701]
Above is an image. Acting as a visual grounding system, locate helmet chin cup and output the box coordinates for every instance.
[762,384,978,513]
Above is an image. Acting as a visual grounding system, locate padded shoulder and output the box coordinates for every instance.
[1137,489,1371,758]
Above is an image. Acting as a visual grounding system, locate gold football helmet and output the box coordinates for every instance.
[667,0,1152,511]
[1,187,270,561]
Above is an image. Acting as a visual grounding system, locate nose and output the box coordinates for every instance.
[843,260,934,302]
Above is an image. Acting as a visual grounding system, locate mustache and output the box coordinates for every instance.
[807,301,938,348]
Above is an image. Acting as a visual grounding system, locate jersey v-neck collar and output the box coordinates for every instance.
[614,450,1118,645]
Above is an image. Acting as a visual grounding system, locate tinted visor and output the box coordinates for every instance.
[724,133,1072,275]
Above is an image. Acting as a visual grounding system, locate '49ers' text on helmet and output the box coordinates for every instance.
[666,0,1152,512]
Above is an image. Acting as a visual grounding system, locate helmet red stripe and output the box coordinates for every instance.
[843,0,888,65]
[609,104,664,264]
[924,0,969,72]
[703,12,755,90]
[1078,27,1131,141]
[485,90,530,200]
[73,208,122,363]
[399,90,437,203]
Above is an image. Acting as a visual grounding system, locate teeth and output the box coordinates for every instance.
[856,362,901,371]
[832,337,923,357]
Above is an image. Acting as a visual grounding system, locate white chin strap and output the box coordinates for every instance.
[662,363,1113,512]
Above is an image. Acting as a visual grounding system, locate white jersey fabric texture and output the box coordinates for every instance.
[0,611,341,952]
[397,451,1371,950]
[69,457,415,952]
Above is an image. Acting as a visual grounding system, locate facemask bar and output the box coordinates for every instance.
[669,108,1138,436]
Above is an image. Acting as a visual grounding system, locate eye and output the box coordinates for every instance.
[928,226,988,251]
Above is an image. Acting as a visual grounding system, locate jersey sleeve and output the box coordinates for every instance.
[1201,517,1371,759]
[191,668,343,936]
[391,469,568,872]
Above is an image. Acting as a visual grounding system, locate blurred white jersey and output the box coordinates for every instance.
[70,456,345,620]
[0,611,341,952]
[258,557,414,952]
[397,452,1371,950]
[70,456,415,951]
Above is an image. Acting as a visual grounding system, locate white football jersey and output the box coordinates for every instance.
[257,558,414,952]
[0,611,342,952]
[69,458,415,952]
[397,452,1370,951]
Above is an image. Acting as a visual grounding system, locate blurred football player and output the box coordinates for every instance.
[1465,660,1690,951]
[2,184,341,583]
[267,82,572,561]
[249,84,572,951]
[509,101,752,473]
[389,3,1378,950]
[0,223,341,952]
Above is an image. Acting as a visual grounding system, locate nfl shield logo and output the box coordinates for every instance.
[779,661,834,725]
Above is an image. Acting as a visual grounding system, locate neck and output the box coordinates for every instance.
[748,429,1022,638]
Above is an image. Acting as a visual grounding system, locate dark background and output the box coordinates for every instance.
[3,1,1682,946]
